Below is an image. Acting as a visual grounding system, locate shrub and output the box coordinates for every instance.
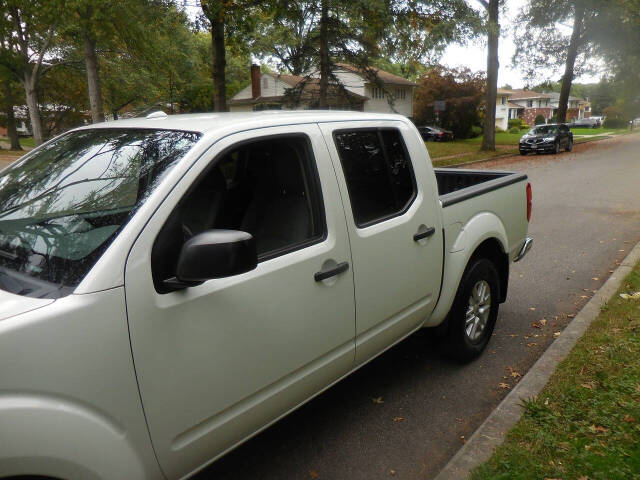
[534,115,545,125]
[508,126,520,134]
[470,125,482,138]
[604,117,628,128]
[520,123,530,130]
[550,116,558,123]
[508,118,523,129]
[495,127,506,133]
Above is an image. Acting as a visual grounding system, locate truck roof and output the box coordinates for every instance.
[75,111,409,134]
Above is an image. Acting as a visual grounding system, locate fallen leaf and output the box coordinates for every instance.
[590,425,609,433]
[527,343,538,347]
[620,292,640,300]
[499,382,510,389]
[577,476,589,480]
[623,415,636,423]
[592,277,599,281]
[372,397,384,404]
[531,322,541,329]
[540,319,547,326]
[567,314,576,318]
[309,470,319,478]
[393,417,404,423]
[529,307,536,311]
[553,331,562,338]
[581,383,594,390]
[581,295,589,299]
[511,370,521,378]
[389,469,397,476]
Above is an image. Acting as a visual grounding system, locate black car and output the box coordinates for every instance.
[569,117,600,128]
[417,126,454,142]
[519,124,573,155]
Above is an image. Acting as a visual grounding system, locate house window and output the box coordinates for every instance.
[394,88,406,100]
[528,100,533,108]
[262,77,268,89]
[372,87,386,100]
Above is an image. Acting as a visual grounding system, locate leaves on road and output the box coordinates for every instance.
[499,382,510,389]
[372,397,384,404]
[393,416,404,423]
[309,470,319,478]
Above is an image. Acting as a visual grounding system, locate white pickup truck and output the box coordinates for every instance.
[0,111,532,479]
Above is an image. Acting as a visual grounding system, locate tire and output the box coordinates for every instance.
[443,258,500,362]
[565,139,573,152]
[519,150,526,156]
[553,141,560,154]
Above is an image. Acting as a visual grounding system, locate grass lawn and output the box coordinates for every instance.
[472,259,640,480]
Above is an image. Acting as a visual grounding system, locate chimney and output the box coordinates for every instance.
[251,64,261,99]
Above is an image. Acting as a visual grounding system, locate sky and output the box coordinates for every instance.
[442,0,601,88]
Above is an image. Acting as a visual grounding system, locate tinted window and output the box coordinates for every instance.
[0,128,200,298]
[334,129,416,227]
[152,135,325,293]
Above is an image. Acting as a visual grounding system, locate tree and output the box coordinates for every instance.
[413,67,485,139]
[0,68,23,150]
[513,0,604,123]
[478,0,500,151]
[0,0,62,145]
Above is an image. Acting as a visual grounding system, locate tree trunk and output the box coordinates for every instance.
[318,0,329,109]
[481,0,499,152]
[210,12,227,112]
[2,82,22,150]
[557,3,585,123]
[84,33,105,123]
[22,71,44,146]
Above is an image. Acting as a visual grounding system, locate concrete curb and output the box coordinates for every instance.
[433,239,640,480]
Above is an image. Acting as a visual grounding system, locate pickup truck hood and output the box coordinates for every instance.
[0,289,54,321]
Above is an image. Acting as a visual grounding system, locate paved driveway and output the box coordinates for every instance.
[194,134,640,480]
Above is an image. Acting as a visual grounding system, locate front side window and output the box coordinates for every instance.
[0,128,200,298]
[152,135,325,293]
[334,129,416,227]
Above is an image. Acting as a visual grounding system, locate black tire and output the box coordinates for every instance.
[565,139,573,152]
[553,141,560,154]
[519,150,526,156]
[443,258,500,362]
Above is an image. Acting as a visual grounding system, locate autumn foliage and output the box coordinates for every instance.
[413,67,485,139]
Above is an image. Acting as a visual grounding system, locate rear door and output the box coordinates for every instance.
[125,125,356,479]
[320,121,444,365]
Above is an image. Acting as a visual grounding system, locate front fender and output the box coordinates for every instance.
[425,212,508,327]
[0,393,150,480]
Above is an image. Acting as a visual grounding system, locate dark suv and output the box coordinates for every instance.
[519,124,573,155]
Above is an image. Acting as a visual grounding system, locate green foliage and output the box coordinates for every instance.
[508,118,522,129]
[520,123,530,130]
[508,126,520,134]
[470,125,482,138]
[414,67,485,139]
[534,114,546,125]
[603,118,628,129]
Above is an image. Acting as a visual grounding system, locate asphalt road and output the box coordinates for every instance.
[197,134,640,480]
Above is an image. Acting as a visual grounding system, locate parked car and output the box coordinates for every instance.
[519,123,573,155]
[0,111,532,480]
[417,125,454,142]
[570,117,600,128]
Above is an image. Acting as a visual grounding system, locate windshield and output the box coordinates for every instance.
[0,128,200,298]
[528,125,558,135]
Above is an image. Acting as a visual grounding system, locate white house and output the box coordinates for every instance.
[495,89,513,131]
[229,64,417,118]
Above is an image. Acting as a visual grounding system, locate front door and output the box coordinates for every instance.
[125,125,355,479]
[320,121,444,364]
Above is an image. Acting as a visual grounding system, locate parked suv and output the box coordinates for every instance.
[519,124,573,155]
[417,125,454,142]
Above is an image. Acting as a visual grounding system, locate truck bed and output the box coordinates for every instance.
[435,168,528,207]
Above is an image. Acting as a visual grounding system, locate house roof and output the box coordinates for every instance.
[334,63,418,87]
[497,89,514,96]
[506,89,553,100]
[508,101,524,109]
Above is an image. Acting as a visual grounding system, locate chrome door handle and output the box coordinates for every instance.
[413,226,436,242]
[314,262,349,282]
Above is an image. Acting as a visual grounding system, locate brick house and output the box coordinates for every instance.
[504,89,584,124]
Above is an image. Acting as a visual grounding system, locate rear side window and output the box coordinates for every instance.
[334,129,416,227]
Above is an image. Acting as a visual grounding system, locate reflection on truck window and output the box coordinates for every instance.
[0,128,200,298]
[334,129,416,227]
[151,135,326,293]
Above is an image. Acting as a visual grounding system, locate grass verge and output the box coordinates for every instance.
[471,260,640,480]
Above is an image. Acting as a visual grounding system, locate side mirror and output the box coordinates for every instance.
[163,230,257,291]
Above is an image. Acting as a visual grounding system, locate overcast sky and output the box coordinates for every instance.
[442,0,601,88]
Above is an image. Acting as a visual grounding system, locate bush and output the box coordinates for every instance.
[550,116,558,123]
[508,118,523,129]
[508,126,520,134]
[604,117,628,128]
[520,123,530,130]
[470,125,482,138]
[495,127,506,133]
[534,115,546,125]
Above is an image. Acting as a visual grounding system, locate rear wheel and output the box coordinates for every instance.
[553,141,560,154]
[519,149,526,156]
[443,257,500,362]
[565,139,573,152]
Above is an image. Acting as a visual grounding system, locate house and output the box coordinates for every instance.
[503,89,585,124]
[495,89,513,131]
[229,64,417,117]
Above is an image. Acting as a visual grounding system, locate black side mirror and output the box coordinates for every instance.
[163,230,257,291]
